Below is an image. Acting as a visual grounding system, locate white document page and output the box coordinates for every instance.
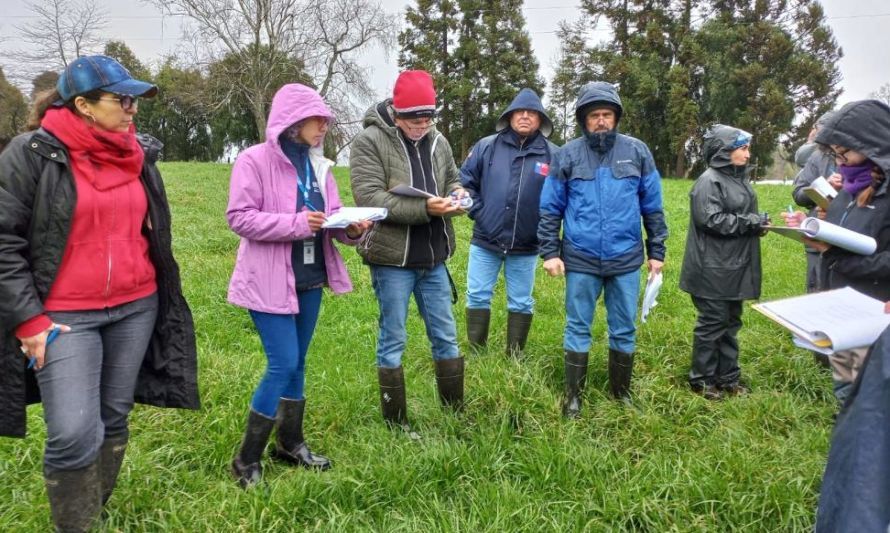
[753,287,890,352]
[321,207,388,229]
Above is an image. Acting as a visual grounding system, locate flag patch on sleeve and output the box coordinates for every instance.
[534,161,550,176]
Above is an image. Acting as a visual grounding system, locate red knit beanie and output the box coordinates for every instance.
[392,70,437,118]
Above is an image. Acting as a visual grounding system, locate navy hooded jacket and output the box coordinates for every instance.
[460,89,557,254]
[538,82,667,276]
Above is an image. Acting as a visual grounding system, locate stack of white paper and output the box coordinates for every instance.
[321,207,388,229]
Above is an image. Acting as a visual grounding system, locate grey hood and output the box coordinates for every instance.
[815,99,890,175]
[703,124,751,169]
[574,81,623,128]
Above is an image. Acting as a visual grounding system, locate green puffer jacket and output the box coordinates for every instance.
[349,100,461,266]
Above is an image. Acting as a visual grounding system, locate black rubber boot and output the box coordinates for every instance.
[378,366,409,426]
[434,357,465,410]
[271,398,331,471]
[231,409,275,489]
[99,435,128,506]
[45,461,102,532]
[608,349,634,401]
[466,308,491,349]
[562,350,589,418]
[506,312,533,358]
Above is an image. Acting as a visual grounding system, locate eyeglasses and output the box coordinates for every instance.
[824,145,849,163]
[401,117,435,129]
[98,95,138,111]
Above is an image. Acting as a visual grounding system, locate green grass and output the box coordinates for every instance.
[0,166,834,531]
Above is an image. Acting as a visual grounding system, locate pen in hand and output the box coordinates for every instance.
[25,326,62,369]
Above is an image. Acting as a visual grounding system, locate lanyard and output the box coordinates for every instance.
[297,158,318,212]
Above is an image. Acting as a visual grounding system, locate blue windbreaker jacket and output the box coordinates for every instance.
[538,82,667,276]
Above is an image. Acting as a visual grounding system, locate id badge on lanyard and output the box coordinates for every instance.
[303,240,315,264]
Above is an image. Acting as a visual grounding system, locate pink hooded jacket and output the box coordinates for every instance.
[226,84,358,313]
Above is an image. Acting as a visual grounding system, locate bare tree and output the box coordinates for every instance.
[149,0,397,145]
[14,0,107,71]
[870,83,890,107]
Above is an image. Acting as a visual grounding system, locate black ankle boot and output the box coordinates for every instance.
[563,350,589,418]
[231,409,275,488]
[45,461,102,532]
[466,308,491,349]
[506,312,533,357]
[608,349,634,400]
[99,434,128,506]
[271,398,331,471]
[434,357,464,410]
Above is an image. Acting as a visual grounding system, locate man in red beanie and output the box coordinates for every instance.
[349,70,470,433]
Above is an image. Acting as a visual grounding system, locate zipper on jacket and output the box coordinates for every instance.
[412,139,437,264]
[429,134,452,259]
[509,141,529,250]
[104,189,118,303]
[397,136,414,267]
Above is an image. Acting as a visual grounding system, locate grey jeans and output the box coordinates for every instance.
[38,293,158,470]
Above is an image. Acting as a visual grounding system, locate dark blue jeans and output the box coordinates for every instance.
[248,289,323,417]
[40,293,159,470]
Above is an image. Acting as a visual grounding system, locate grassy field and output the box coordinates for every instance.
[0,165,835,531]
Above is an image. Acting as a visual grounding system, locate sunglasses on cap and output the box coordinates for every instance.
[97,95,139,111]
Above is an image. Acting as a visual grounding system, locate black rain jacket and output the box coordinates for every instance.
[0,128,199,438]
[679,124,762,300]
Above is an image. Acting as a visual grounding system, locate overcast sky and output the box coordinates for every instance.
[3,0,889,105]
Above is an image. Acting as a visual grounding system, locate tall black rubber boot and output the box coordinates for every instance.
[99,435,128,506]
[466,308,491,349]
[378,366,409,426]
[608,349,635,401]
[231,409,275,489]
[434,357,465,410]
[506,312,533,358]
[562,350,589,419]
[45,461,102,532]
[271,398,331,471]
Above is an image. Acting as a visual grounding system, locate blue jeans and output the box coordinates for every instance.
[248,288,323,417]
[39,293,159,470]
[465,244,537,313]
[564,270,640,353]
[370,264,460,368]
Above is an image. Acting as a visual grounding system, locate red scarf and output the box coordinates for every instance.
[41,107,144,191]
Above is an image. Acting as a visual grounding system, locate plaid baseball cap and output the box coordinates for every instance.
[56,55,158,103]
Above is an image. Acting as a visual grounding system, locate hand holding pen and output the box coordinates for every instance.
[19,323,70,371]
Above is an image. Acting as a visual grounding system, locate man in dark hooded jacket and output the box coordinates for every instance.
[460,88,557,357]
[679,124,765,400]
[538,82,667,417]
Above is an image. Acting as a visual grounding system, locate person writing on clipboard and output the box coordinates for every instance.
[226,84,371,488]
[349,70,469,435]
[783,99,890,405]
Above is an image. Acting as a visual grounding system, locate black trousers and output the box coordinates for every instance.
[689,296,742,387]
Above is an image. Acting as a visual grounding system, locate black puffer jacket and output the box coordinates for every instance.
[679,124,762,300]
[814,100,890,302]
[0,128,199,438]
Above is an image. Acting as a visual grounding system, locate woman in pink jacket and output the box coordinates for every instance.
[226,84,370,488]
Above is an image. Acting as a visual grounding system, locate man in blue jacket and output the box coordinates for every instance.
[538,81,667,417]
[461,88,557,357]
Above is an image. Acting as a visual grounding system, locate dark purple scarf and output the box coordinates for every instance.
[840,162,875,197]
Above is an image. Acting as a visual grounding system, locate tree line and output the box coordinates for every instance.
[0,0,853,176]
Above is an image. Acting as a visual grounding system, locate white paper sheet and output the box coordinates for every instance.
[753,287,890,353]
[640,272,663,323]
[321,207,388,229]
[768,217,877,255]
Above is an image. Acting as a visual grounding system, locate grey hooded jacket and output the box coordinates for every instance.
[679,124,763,300]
